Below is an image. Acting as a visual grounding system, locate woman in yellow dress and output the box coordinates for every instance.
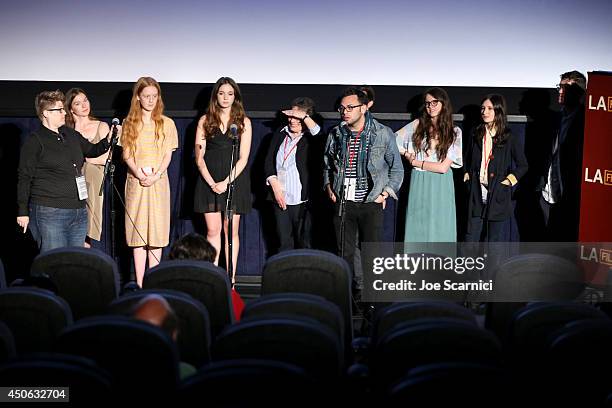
[121,77,178,286]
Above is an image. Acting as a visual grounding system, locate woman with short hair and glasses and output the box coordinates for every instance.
[17,90,114,253]
[395,87,462,242]
[121,77,179,287]
[64,88,110,248]
[464,94,528,242]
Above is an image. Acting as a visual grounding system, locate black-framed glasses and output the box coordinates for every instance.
[47,107,65,113]
[425,100,441,108]
[337,104,363,113]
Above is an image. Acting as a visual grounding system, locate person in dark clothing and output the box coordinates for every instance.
[264,97,320,252]
[538,70,586,242]
[17,90,114,252]
[464,94,528,242]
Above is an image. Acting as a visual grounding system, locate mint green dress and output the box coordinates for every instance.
[395,120,463,242]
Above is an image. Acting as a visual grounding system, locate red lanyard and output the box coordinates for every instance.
[282,134,301,167]
[348,126,364,169]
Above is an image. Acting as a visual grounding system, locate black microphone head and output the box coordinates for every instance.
[230,124,238,138]
[112,118,120,126]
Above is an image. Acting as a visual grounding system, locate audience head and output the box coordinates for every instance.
[132,294,178,341]
[169,233,216,262]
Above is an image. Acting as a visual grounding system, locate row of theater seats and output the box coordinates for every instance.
[1,249,612,405]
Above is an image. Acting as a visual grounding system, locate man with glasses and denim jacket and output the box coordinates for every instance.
[324,87,403,299]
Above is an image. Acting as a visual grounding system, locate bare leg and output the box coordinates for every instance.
[133,246,147,287]
[148,247,162,269]
[223,214,241,284]
[204,212,223,265]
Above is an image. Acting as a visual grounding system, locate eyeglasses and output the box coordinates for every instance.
[425,100,441,108]
[337,104,363,113]
[47,107,65,113]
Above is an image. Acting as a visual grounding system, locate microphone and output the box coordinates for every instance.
[229,124,238,139]
[111,118,120,139]
[339,120,350,132]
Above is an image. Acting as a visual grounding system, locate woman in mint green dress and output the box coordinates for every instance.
[395,87,462,242]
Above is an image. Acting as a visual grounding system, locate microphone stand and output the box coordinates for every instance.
[225,132,239,284]
[338,129,350,258]
[100,126,119,260]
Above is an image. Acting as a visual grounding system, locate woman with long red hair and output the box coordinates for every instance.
[194,77,252,284]
[121,77,178,286]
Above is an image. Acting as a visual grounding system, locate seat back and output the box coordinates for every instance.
[0,287,72,354]
[30,247,119,320]
[262,249,353,340]
[143,260,233,338]
[108,289,211,367]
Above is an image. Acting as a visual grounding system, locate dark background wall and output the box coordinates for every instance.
[1,81,558,284]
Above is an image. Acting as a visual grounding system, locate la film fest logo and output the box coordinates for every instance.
[584,167,612,186]
[588,94,612,112]
[584,93,612,187]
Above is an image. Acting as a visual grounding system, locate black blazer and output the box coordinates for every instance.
[466,128,529,221]
[264,128,311,202]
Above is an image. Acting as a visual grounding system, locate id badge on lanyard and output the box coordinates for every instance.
[74,164,88,200]
[344,178,356,201]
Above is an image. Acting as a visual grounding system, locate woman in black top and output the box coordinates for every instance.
[17,90,113,252]
[464,94,528,242]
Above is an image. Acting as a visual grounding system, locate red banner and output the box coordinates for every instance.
[579,72,612,285]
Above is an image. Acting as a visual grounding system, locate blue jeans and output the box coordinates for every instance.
[29,205,88,253]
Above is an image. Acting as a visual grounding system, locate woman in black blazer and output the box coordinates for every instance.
[264,97,321,251]
[464,94,528,242]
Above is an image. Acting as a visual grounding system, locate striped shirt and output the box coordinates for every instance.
[345,130,369,202]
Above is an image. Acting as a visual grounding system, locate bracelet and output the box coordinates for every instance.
[303,115,309,121]
[420,160,425,170]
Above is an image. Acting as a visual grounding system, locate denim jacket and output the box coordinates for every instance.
[323,118,403,203]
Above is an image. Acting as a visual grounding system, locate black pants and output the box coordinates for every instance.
[465,216,506,242]
[539,196,579,242]
[333,201,384,290]
[274,203,311,252]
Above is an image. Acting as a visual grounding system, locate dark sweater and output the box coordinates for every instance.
[17,125,110,216]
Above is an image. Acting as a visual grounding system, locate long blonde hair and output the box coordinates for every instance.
[122,77,165,158]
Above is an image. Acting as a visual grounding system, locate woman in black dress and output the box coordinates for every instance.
[194,77,252,283]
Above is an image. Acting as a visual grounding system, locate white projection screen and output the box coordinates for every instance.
[0,0,610,87]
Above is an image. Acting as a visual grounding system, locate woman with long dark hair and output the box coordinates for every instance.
[464,94,528,242]
[121,77,179,286]
[396,87,462,242]
[194,77,252,283]
[64,88,110,247]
